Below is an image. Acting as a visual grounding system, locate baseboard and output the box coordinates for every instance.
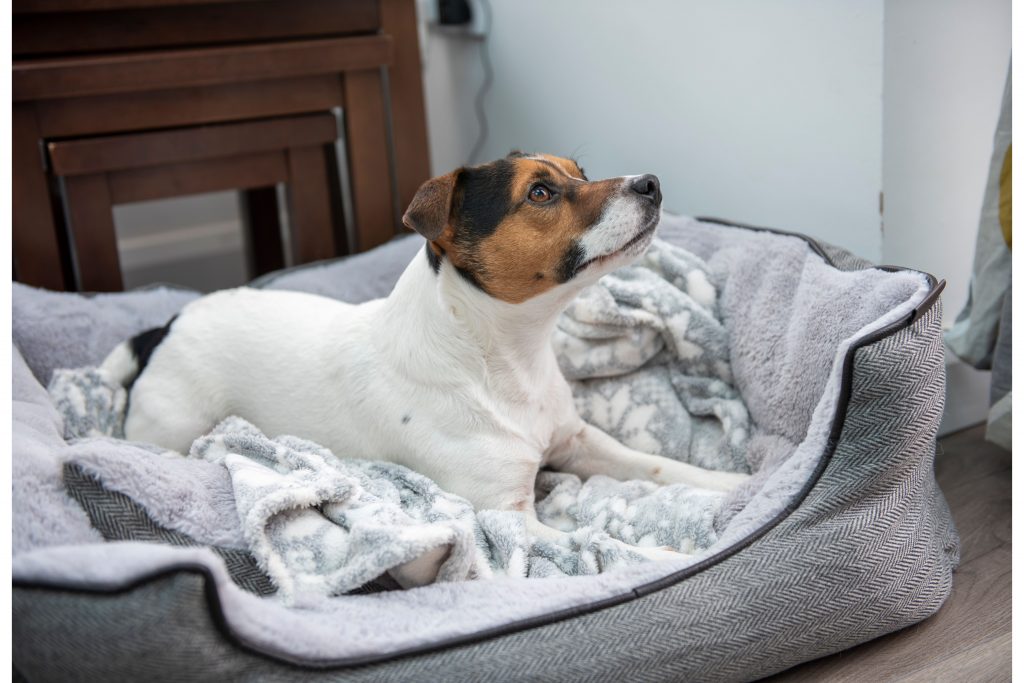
[119,220,244,271]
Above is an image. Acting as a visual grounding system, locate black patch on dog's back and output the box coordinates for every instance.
[129,315,177,387]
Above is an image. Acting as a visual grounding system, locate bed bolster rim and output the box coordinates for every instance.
[15,218,947,671]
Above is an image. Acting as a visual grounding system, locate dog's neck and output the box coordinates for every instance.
[379,246,585,396]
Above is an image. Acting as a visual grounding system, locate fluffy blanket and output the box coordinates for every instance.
[556,241,750,472]
[48,239,749,604]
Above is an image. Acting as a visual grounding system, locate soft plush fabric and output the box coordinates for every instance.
[192,417,486,603]
[44,239,744,602]
[946,66,1012,367]
[12,347,102,554]
[555,241,750,472]
[62,462,279,596]
[12,215,940,668]
[13,304,957,682]
[946,67,1012,450]
[13,284,198,387]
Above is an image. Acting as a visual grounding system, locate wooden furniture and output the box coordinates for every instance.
[12,0,431,292]
[48,114,341,291]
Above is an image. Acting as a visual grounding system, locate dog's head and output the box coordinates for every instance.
[403,151,662,303]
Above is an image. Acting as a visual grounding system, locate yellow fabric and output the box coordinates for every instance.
[999,144,1011,249]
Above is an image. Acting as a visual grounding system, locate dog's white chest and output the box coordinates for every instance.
[477,370,578,455]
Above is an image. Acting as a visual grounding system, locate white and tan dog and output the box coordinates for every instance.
[102,152,747,567]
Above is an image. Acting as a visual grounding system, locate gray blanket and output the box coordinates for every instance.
[557,241,750,472]
[48,239,746,603]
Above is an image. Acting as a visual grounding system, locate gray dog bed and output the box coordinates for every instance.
[12,214,956,682]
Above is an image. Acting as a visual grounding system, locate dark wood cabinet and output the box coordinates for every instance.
[13,0,431,291]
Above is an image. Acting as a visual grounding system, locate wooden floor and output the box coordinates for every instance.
[766,425,1011,682]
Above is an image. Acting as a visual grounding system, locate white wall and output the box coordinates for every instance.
[881,0,1011,320]
[114,0,1010,305]
[422,0,885,260]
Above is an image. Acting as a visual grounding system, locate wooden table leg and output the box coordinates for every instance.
[286,145,336,264]
[13,104,69,290]
[342,68,398,252]
[240,186,285,275]
[381,0,432,214]
[62,173,124,292]
[323,141,351,257]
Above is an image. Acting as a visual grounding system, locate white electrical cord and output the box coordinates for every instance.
[467,0,493,165]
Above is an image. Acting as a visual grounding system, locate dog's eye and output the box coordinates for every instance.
[528,184,553,203]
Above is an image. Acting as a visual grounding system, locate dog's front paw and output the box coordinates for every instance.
[648,457,754,492]
[627,543,693,563]
[706,470,753,493]
[388,544,451,588]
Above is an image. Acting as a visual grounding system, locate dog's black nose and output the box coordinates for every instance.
[631,174,662,205]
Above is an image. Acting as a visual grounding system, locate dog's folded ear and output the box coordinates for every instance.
[402,171,461,241]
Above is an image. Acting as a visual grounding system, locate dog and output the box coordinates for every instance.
[101,152,748,581]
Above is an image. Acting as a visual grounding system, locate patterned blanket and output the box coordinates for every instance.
[49,239,751,604]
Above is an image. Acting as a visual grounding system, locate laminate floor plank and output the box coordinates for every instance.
[898,632,1011,683]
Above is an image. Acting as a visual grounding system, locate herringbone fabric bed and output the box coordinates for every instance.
[62,463,278,596]
[13,300,957,682]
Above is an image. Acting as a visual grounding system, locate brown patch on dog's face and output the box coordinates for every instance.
[403,152,661,303]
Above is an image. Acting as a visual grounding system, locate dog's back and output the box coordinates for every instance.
[104,287,367,453]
